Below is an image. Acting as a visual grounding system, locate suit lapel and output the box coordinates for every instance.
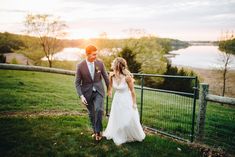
[94,60,100,80]
[83,60,93,81]
[94,60,97,80]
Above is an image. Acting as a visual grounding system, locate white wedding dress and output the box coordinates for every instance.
[103,76,145,145]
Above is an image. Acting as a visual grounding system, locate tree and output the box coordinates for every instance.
[24,14,67,67]
[0,54,6,63]
[158,62,197,93]
[118,47,141,73]
[17,35,45,65]
[0,32,25,53]
[218,32,235,97]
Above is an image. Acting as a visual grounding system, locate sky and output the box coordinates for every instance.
[0,0,235,41]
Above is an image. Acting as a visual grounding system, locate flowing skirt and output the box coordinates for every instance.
[103,90,145,145]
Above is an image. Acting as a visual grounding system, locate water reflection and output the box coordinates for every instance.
[41,48,85,61]
[168,46,235,69]
[41,47,120,61]
[42,46,235,70]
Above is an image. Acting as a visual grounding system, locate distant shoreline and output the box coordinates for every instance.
[173,64,235,72]
[177,65,235,97]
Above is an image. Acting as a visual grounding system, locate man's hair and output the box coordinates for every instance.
[85,45,97,55]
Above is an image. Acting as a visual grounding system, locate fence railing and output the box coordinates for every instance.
[5,63,235,151]
[1,64,198,142]
[106,72,198,142]
[196,83,235,154]
[0,63,75,76]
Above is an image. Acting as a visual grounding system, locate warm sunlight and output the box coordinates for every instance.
[1,1,235,156]
[1,0,234,40]
[68,28,100,39]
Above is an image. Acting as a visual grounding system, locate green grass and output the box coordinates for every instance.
[203,103,235,152]
[1,69,234,156]
[0,70,83,112]
[0,70,204,157]
[0,116,202,157]
[130,87,235,154]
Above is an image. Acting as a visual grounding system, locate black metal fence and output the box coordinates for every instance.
[204,102,235,154]
[2,64,234,154]
[106,73,198,142]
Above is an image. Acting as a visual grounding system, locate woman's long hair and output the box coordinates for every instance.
[111,57,133,78]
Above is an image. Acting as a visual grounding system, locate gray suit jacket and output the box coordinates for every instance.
[75,59,109,102]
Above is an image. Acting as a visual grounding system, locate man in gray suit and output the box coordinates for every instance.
[75,45,109,141]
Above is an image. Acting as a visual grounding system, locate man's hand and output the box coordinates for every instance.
[107,91,112,98]
[80,95,88,105]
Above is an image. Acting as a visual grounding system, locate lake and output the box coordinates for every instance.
[44,46,235,70]
[41,47,119,61]
[168,46,235,70]
[41,48,85,61]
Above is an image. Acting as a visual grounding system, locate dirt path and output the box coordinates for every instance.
[0,110,86,117]
[4,53,33,65]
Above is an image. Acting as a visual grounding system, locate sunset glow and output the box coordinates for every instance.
[67,28,100,39]
[0,0,235,40]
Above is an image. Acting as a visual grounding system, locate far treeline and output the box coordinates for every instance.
[1,31,198,93]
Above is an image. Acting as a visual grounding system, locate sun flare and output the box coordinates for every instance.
[68,28,99,39]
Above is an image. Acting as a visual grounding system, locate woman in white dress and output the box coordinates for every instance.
[103,57,145,145]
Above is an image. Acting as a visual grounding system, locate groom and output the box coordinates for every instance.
[75,45,109,141]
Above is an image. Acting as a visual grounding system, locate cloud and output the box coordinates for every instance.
[0,0,235,40]
[0,9,27,13]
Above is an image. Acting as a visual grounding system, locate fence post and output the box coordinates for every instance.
[190,76,198,142]
[196,83,209,141]
[140,75,144,124]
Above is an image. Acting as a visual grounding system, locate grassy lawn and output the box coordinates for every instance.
[0,70,204,157]
[0,70,83,112]
[0,115,202,157]
[132,86,235,154]
[0,69,234,156]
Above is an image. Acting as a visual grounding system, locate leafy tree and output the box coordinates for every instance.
[118,47,141,73]
[0,54,6,63]
[0,32,25,53]
[17,35,45,65]
[159,63,197,93]
[218,34,235,96]
[24,14,67,67]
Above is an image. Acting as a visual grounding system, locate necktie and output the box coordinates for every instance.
[90,63,94,80]
[90,63,96,91]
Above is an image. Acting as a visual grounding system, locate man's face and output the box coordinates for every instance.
[87,51,97,62]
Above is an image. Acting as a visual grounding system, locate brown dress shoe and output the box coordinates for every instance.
[95,133,102,141]
[91,133,96,138]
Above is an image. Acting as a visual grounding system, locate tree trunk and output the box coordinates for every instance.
[48,60,52,68]
[222,55,229,97]
[222,68,226,97]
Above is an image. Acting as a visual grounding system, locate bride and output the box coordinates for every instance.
[103,57,145,145]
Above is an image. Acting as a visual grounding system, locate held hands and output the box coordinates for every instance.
[80,95,88,105]
[107,91,112,98]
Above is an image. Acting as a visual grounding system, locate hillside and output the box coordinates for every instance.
[0,70,204,157]
[1,70,234,156]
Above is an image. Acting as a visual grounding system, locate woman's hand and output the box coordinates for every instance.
[133,103,137,109]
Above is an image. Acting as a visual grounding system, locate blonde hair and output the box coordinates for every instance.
[111,57,133,78]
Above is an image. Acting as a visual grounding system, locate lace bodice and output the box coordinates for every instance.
[112,76,129,92]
